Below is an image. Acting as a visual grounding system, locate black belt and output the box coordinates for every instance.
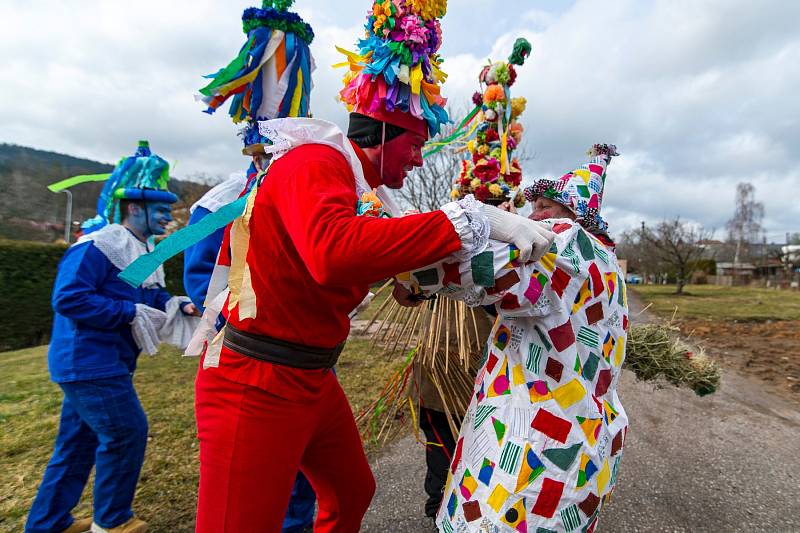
[223,325,344,370]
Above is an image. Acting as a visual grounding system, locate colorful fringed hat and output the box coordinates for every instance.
[524,144,619,234]
[336,0,449,139]
[198,0,315,155]
[81,141,177,233]
[450,38,532,206]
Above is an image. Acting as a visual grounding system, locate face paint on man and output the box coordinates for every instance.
[125,202,173,239]
[378,131,426,189]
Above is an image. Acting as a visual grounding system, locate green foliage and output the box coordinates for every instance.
[0,239,186,351]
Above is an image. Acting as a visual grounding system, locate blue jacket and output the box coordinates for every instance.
[183,206,225,312]
[48,241,172,383]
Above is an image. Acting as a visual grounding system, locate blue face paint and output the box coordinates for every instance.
[126,202,173,238]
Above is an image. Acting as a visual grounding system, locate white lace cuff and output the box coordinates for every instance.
[440,194,490,262]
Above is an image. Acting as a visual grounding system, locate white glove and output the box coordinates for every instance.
[130,303,167,355]
[481,204,556,263]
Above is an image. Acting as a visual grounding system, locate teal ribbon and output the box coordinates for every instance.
[118,196,248,288]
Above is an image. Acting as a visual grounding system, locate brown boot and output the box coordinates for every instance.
[90,517,148,533]
[61,517,92,533]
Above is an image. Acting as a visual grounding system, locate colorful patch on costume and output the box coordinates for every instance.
[561,241,581,274]
[524,270,550,305]
[499,441,524,475]
[561,504,582,532]
[414,267,440,287]
[531,409,572,443]
[611,430,624,456]
[471,251,496,287]
[579,492,601,517]
[551,267,572,297]
[577,454,598,488]
[588,263,604,297]
[512,364,527,386]
[514,444,545,492]
[571,279,593,314]
[532,478,565,518]
[535,325,553,351]
[527,344,543,373]
[446,490,457,518]
[585,302,604,325]
[553,379,587,410]
[576,416,602,447]
[604,272,616,299]
[451,437,464,474]
[528,380,552,403]
[595,369,612,397]
[486,352,500,374]
[474,405,497,430]
[582,353,600,381]
[493,417,507,445]
[507,245,521,266]
[614,336,626,367]
[548,320,576,352]
[494,325,511,350]
[501,498,527,532]
[543,443,582,471]
[442,261,462,286]
[463,500,482,522]
[540,252,557,273]
[501,293,521,310]
[487,484,512,513]
[545,357,564,382]
[602,333,615,362]
[479,458,496,486]
[576,229,596,261]
[604,400,619,425]
[460,468,478,500]
[488,359,511,398]
[596,459,611,495]
[577,326,600,349]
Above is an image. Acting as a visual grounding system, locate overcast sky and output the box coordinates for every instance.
[1,0,798,241]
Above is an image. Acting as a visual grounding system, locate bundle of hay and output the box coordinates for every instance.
[625,323,720,396]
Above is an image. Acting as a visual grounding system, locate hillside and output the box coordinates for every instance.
[0,144,209,242]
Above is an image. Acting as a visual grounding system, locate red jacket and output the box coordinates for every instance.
[214,142,462,391]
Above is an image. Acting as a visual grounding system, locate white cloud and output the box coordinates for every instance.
[0,0,798,242]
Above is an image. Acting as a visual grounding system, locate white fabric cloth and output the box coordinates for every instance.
[440,194,491,261]
[78,224,165,289]
[131,303,167,356]
[160,296,201,351]
[190,173,248,215]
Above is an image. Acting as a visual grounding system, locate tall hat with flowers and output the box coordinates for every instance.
[336,0,449,139]
[198,0,315,155]
[79,140,177,234]
[524,144,619,234]
[450,38,532,206]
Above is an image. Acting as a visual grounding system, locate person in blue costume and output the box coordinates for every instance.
[26,141,199,533]
[187,2,319,530]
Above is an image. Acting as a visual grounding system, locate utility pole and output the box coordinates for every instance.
[59,190,73,244]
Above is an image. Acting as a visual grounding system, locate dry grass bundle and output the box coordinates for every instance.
[626,323,720,396]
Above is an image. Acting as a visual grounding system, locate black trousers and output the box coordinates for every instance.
[419,407,460,518]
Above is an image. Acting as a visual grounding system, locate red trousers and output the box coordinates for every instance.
[194,362,375,533]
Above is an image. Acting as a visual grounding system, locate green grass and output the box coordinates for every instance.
[633,284,800,321]
[0,338,404,533]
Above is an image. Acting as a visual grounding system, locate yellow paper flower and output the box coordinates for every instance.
[489,184,503,197]
[477,144,489,155]
[407,0,447,19]
[467,139,476,153]
[470,178,481,189]
[372,0,393,34]
[511,97,527,119]
[450,188,460,198]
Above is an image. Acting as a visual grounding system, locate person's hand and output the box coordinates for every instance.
[181,302,202,317]
[481,204,556,263]
[392,280,424,308]
[498,201,517,214]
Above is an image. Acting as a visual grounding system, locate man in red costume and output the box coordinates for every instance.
[192,2,556,532]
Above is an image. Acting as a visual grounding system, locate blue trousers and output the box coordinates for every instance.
[282,471,316,532]
[26,375,148,533]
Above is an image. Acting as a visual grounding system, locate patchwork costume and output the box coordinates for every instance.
[26,143,195,533]
[397,147,629,532]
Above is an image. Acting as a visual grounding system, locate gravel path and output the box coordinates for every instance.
[362,294,800,532]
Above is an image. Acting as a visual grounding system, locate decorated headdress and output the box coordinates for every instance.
[524,144,619,234]
[449,38,532,206]
[336,0,449,139]
[198,0,315,155]
[81,141,177,233]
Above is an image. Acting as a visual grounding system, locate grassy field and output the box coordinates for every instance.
[632,284,800,321]
[0,338,404,533]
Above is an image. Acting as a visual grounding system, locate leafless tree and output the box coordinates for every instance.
[639,218,714,294]
[393,146,463,212]
[726,182,764,269]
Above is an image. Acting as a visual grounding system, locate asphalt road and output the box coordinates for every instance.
[362,296,800,532]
